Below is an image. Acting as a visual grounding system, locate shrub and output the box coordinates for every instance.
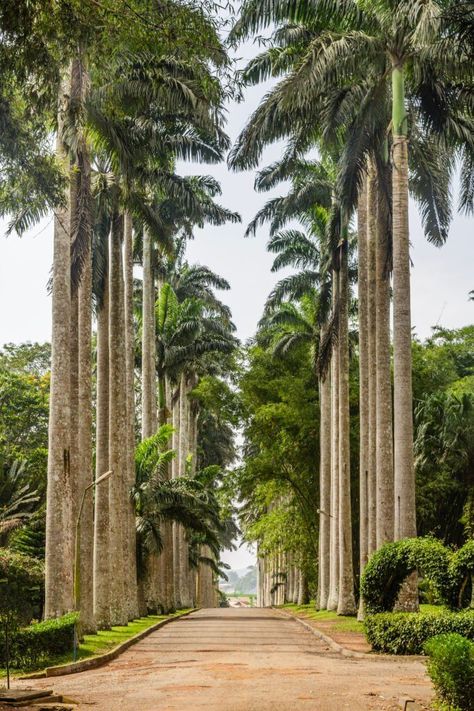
[364,610,474,655]
[0,549,44,624]
[446,540,474,610]
[424,633,474,711]
[0,613,78,669]
[361,537,451,614]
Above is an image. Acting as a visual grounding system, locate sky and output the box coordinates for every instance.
[0,44,473,571]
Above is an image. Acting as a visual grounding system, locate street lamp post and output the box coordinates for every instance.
[73,469,113,660]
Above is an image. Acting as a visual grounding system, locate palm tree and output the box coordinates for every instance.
[132,427,227,613]
[44,69,74,620]
[151,275,237,608]
[124,212,139,619]
[0,461,39,546]
[252,0,469,528]
[39,0,235,625]
[230,0,472,615]
[246,151,360,611]
[356,175,369,619]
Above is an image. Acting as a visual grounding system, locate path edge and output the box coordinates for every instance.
[21,608,198,680]
[273,607,425,662]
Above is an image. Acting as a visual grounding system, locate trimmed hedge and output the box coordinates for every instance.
[0,549,44,623]
[0,613,78,669]
[365,610,474,655]
[447,540,474,610]
[361,537,474,614]
[361,537,451,614]
[425,633,474,711]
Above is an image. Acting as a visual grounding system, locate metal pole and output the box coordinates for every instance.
[73,470,113,661]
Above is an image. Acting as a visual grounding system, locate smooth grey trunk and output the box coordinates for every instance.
[327,271,340,611]
[197,546,215,608]
[159,376,175,613]
[392,136,416,540]
[337,243,356,615]
[70,287,79,565]
[297,570,309,605]
[357,176,369,620]
[108,213,128,625]
[257,554,262,607]
[392,130,418,613]
[68,56,95,630]
[93,283,111,628]
[375,177,395,547]
[178,373,192,607]
[171,390,181,609]
[124,213,139,619]
[140,229,160,610]
[77,220,95,632]
[318,372,331,609]
[45,85,73,616]
[141,229,157,439]
[367,165,378,555]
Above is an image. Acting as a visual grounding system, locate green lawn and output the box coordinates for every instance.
[282,602,446,636]
[282,603,364,634]
[3,609,191,678]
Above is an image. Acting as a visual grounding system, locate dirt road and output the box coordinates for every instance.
[27,608,433,710]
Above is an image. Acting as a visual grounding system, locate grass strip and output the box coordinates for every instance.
[2,609,192,677]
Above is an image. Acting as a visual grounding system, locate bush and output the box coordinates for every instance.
[361,537,451,614]
[0,549,44,624]
[446,540,474,610]
[365,610,474,655]
[0,613,78,669]
[424,633,474,711]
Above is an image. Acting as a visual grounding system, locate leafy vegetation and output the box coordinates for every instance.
[0,613,78,669]
[0,0,473,691]
[365,611,474,656]
[425,633,474,711]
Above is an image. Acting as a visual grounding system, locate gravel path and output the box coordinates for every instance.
[24,608,433,710]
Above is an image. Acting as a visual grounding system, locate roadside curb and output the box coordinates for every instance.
[273,608,425,662]
[20,608,197,680]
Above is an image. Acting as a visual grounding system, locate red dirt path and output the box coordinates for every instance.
[20,608,433,710]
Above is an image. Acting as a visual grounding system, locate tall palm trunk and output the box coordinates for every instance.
[77,213,95,631]
[375,167,394,547]
[171,388,181,609]
[124,213,139,619]
[337,237,356,615]
[93,280,110,629]
[367,164,378,556]
[326,270,340,611]
[357,176,369,620]
[178,372,192,607]
[68,53,95,630]
[141,229,157,439]
[108,212,128,625]
[391,64,416,540]
[318,369,331,609]
[141,228,161,611]
[70,286,80,597]
[45,74,74,617]
[160,376,175,613]
[392,63,418,612]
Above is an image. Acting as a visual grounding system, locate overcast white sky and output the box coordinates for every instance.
[0,45,472,570]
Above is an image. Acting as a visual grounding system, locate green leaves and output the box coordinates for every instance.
[365,610,474,655]
[361,537,474,614]
[425,632,474,711]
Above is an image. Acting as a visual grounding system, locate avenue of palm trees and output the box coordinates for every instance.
[0,0,473,643]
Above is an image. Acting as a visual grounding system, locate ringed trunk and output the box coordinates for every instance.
[357,175,369,620]
[337,238,356,616]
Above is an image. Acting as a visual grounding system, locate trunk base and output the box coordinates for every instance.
[393,571,419,612]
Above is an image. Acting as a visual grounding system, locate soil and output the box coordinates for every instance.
[287,611,372,653]
[17,608,434,710]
